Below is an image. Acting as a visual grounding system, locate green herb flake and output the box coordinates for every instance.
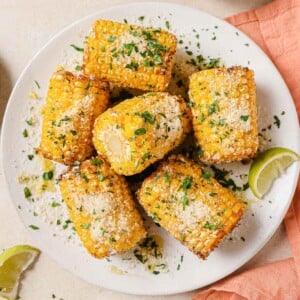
[97,171,107,182]
[107,35,116,42]
[43,171,54,181]
[138,16,145,21]
[141,111,155,124]
[70,130,77,136]
[51,201,61,208]
[27,154,34,160]
[202,171,211,179]
[142,152,152,161]
[273,115,281,128]
[34,80,40,89]
[22,129,28,138]
[240,115,249,122]
[135,128,146,136]
[165,171,170,182]
[203,221,219,230]
[70,44,84,52]
[207,100,219,115]
[91,158,103,166]
[75,65,81,71]
[24,187,32,198]
[82,223,91,230]
[125,61,139,71]
[29,224,39,230]
[165,21,170,30]
[26,118,33,126]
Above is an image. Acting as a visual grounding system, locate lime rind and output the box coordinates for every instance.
[0,245,40,300]
[249,147,300,199]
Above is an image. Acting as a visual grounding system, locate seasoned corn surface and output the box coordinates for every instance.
[83,19,177,91]
[59,156,146,258]
[93,92,191,176]
[39,71,109,165]
[189,67,258,163]
[137,155,245,259]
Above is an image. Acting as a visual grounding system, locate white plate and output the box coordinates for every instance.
[1,2,300,296]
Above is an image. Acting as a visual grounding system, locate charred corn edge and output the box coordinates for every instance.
[83,19,177,91]
[189,67,258,163]
[39,70,110,165]
[59,156,146,258]
[137,154,245,259]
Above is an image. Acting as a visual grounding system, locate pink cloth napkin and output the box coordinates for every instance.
[194,0,300,299]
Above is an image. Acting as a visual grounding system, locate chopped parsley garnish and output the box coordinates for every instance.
[75,65,81,71]
[22,129,28,137]
[26,118,33,126]
[141,111,155,124]
[207,58,220,68]
[135,128,146,136]
[180,176,193,210]
[43,171,54,180]
[82,223,91,230]
[51,201,61,207]
[70,130,77,136]
[203,221,219,230]
[186,50,193,56]
[80,173,89,182]
[34,80,40,89]
[142,152,152,161]
[91,158,103,166]
[165,171,170,182]
[165,20,170,30]
[144,60,155,67]
[212,166,248,191]
[138,16,145,21]
[107,35,116,42]
[29,225,39,230]
[97,171,107,182]
[273,115,281,128]
[70,44,84,52]
[27,154,34,160]
[125,61,139,71]
[240,115,249,122]
[202,171,211,179]
[85,80,91,90]
[24,187,32,198]
[207,100,219,115]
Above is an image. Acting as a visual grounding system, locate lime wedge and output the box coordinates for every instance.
[249,147,300,199]
[0,245,40,300]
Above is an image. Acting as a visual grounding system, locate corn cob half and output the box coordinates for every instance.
[59,156,146,258]
[93,92,191,176]
[38,70,109,165]
[137,155,245,259]
[189,67,258,163]
[83,19,177,91]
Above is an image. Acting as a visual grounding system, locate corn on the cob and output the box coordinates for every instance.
[93,92,191,176]
[59,156,146,258]
[189,67,258,163]
[83,19,177,91]
[137,154,245,259]
[39,71,109,165]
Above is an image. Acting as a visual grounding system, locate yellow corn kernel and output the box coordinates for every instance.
[39,70,109,165]
[93,92,191,176]
[189,67,258,163]
[83,19,177,91]
[137,155,245,259]
[59,156,146,258]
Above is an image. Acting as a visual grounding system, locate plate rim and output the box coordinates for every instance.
[1,1,300,295]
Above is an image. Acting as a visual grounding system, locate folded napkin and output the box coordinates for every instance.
[194,0,300,299]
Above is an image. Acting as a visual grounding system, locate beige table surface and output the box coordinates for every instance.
[0,0,293,299]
